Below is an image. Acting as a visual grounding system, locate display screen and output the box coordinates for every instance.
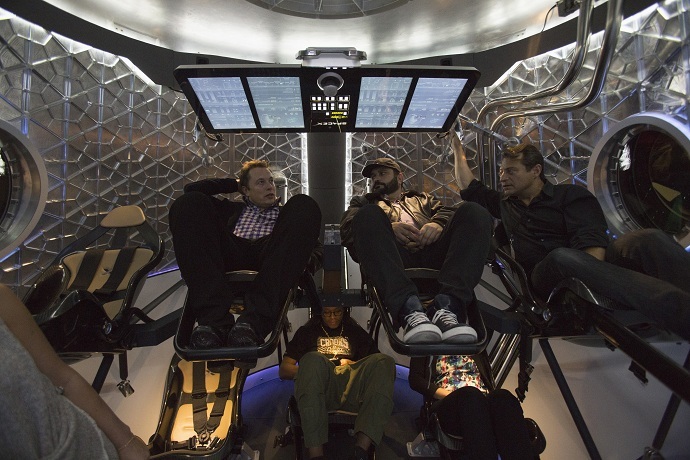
[402,78,468,129]
[356,77,412,129]
[247,76,304,129]
[188,77,255,130]
[175,65,480,133]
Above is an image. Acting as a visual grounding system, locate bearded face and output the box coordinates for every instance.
[370,167,400,196]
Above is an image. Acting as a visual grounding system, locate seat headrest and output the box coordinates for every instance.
[100,206,146,228]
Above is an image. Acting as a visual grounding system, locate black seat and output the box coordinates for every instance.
[408,397,546,459]
[173,270,299,366]
[366,267,490,357]
[484,241,690,460]
[277,395,374,459]
[23,205,166,394]
[148,355,256,458]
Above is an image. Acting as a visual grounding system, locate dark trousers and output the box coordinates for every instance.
[169,192,321,337]
[435,387,534,460]
[531,228,690,341]
[351,202,493,324]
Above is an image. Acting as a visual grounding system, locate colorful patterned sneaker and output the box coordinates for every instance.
[402,310,442,343]
[430,308,477,343]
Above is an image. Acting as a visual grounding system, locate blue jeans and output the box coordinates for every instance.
[531,229,690,340]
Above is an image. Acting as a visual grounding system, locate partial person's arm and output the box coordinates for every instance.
[562,187,610,261]
[451,130,476,190]
[183,177,239,195]
[0,285,149,460]
[279,356,299,380]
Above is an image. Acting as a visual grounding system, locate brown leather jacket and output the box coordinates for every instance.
[340,190,455,261]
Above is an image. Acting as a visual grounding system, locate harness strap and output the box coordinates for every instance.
[70,249,106,291]
[94,246,138,296]
[191,362,210,443]
[207,369,232,432]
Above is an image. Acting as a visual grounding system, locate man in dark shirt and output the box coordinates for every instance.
[453,132,690,341]
[169,160,322,348]
[279,306,395,460]
[340,158,493,344]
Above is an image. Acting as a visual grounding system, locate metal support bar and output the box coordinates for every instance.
[92,353,115,393]
[539,338,602,460]
[139,278,186,317]
[650,348,690,450]
[591,308,690,403]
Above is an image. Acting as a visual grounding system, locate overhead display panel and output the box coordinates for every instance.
[174,64,480,133]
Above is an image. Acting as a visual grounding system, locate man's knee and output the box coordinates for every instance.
[352,204,386,234]
[611,228,669,256]
[452,201,493,231]
[297,352,332,381]
[282,194,321,222]
[366,353,396,380]
[170,191,212,220]
[541,247,590,271]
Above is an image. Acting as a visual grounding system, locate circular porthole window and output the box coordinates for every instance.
[588,113,690,247]
[0,120,48,261]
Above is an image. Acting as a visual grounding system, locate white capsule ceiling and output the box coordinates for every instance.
[42,0,580,64]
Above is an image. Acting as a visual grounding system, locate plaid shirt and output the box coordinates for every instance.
[233,196,280,241]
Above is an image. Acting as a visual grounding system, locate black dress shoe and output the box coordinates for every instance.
[190,325,226,349]
[226,323,263,347]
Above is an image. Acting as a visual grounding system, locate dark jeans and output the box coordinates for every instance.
[351,202,493,324]
[169,192,321,337]
[435,387,534,460]
[531,228,690,341]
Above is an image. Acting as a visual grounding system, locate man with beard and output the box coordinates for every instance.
[340,158,493,344]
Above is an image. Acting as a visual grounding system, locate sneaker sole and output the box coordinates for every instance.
[441,325,478,343]
[403,324,442,344]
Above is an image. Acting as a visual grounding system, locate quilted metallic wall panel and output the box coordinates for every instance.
[0,1,688,292]
[0,9,306,293]
[347,2,690,208]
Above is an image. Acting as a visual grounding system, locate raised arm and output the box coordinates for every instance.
[451,130,476,190]
[0,285,149,460]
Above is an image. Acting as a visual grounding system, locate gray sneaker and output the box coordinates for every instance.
[430,308,477,343]
[402,310,442,343]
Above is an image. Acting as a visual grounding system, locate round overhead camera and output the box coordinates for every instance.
[317,72,344,97]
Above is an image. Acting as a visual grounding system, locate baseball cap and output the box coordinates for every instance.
[362,158,402,178]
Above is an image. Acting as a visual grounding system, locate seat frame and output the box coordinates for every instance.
[485,244,690,460]
[23,205,167,394]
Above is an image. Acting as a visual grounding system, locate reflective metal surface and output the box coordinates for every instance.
[588,113,690,246]
[0,120,48,262]
[40,0,576,64]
